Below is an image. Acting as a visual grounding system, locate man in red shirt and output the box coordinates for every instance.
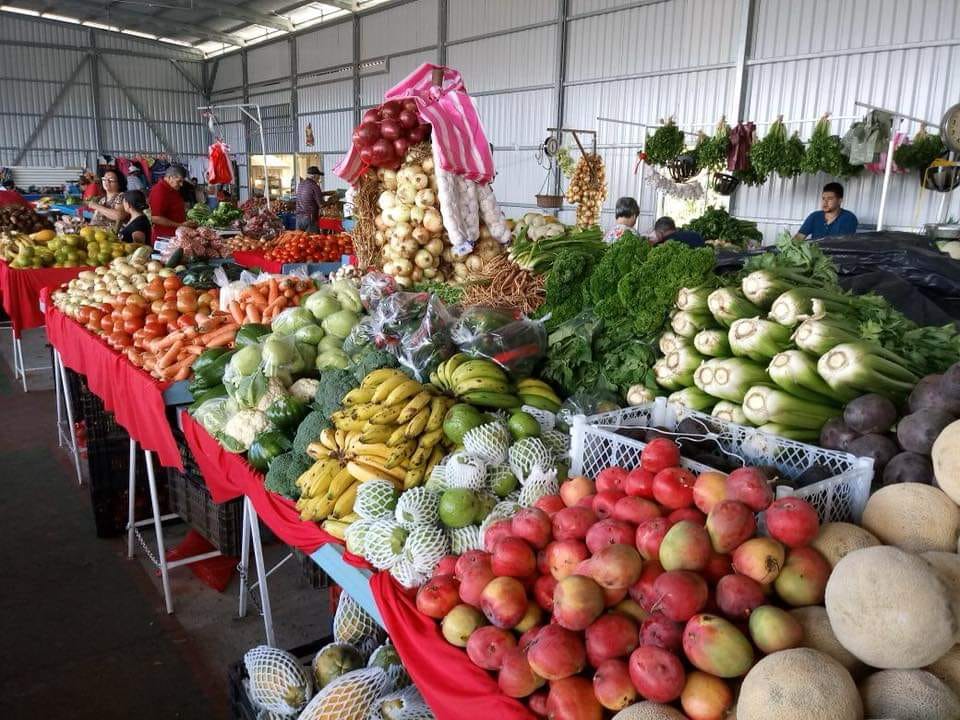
[148,165,188,245]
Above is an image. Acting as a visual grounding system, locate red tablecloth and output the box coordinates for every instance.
[0,261,91,336]
[371,573,536,720]
[43,291,184,470]
[180,411,369,563]
[231,250,284,274]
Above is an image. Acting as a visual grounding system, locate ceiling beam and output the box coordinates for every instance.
[321,0,358,12]
[31,0,246,45]
[194,0,294,32]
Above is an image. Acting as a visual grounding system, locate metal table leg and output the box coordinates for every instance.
[54,351,83,486]
[127,438,137,559]
[144,449,174,614]
[238,498,252,619]
[242,498,276,646]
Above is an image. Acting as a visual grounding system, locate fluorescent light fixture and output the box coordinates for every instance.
[83,21,120,31]
[42,12,80,23]
[0,5,41,16]
[121,29,156,39]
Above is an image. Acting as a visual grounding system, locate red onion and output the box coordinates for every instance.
[379,100,402,120]
[398,109,418,130]
[393,137,410,158]
[407,123,431,143]
[370,138,396,167]
[359,146,374,165]
[380,118,401,141]
[355,121,380,147]
[362,108,380,123]
[401,98,418,114]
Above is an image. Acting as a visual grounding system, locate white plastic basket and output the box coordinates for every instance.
[569,398,874,524]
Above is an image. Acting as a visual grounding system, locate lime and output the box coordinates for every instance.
[474,492,497,524]
[508,411,541,440]
[489,468,518,498]
[438,488,480,528]
[442,403,485,445]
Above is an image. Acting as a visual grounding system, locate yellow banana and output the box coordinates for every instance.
[371,374,408,403]
[385,379,423,407]
[296,459,335,496]
[346,460,401,484]
[298,494,335,521]
[403,465,426,489]
[454,376,512,395]
[425,396,449,432]
[385,440,417,469]
[361,368,406,389]
[387,425,409,447]
[404,406,431,438]
[306,441,331,461]
[349,402,382,421]
[333,481,358,517]
[339,512,361,523]
[322,519,349,540]
[417,427,444,451]
[370,404,403,425]
[396,390,433,423]
[409,443,431,469]
[425,446,445,475]
[351,442,393,461]
[334,417,368,433]
[327,467,355,499]
[342,387,375,405]
[359,459,407,483]
[335,428,349,449]
[320,428,338,451]
[360,424,394,444]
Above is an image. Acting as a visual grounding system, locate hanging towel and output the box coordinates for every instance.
[842,110,893,165]
[334,63,495,185]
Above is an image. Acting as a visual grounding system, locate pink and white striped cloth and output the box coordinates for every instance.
[333,63,495,185]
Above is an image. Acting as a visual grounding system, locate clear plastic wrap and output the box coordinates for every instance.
[365,290,458,381]
[359,271,398,312]
[452,306,547,376]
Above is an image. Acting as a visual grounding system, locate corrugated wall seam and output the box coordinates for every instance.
[747,36,960,67]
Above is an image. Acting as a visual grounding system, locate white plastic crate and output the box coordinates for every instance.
[569,398,874,524]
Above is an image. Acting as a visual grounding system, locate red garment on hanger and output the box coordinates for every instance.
[207,141,233,184]
[727,122,756,172]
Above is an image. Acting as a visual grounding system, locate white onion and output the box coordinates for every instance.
[381,169,398,191]
[409,205,426,224]
[382,261,398,275]
[465,255,483,272]
[412,172,429,190]
[392,221,412,240]
[426,237,443,256]
[394,258,413,275]
[423,208,443,234]
[405,163,423,176]
[398,237,419,256]
[414,249,434,269]
[394,204,411,224]
[381,210,396,228]
[396,183,416,205]
[378,191,396,210]
[415,188,436,208]
[411,226,431,245]
[422,267,437,279]
[422,157,434,174]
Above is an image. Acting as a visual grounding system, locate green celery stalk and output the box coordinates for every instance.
[694,328,732,357]
[769,287,857,327]
[816,342,920,401]
[742,385,840,430]
[741,269,828,309]
[767,350,855,403]
[728,317,793,362]
[708,287,762,327]
[671,310,715,338]
[676,286,712,313]
[694,357,770,403]
[667,387,716,414]
[711,400,751,426]
[792,316,862,355]
[659,331,689,356]
[756,423,821,442]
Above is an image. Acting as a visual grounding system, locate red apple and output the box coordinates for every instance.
[513,507,553,549]
[553,506,597,541]
[652,467,697,509]
[560,476,595,507]
[546,540,590,581]
[764,497,820,548]
[596,466,628,493]
[585,611,638,666]
[416,573,460,618]
[641,438,681,474]
[640,612,683,653]
[586,519,636,554]
[466,625,516,670]
[484,519,515,553]
[624,467,656,498]
[593,490,626,520]
[526,624,586,680]
[635,517,672,561]
[492,537,537,578]
[534,494,566,517]
[725,467,774,511]
[628,645,685,703]
[534,574,558,612]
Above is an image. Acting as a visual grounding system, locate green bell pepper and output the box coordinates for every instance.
[247,430,292,472]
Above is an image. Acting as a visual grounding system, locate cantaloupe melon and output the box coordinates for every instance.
[927,645,960,698]
[810,522,880,567]
[860,484,960,553]
[932,420,960,505]
[736,648,861,720]
[922,551,960,620]
[825,546,957,668]
[611,702,687,720]
[860,669,960,720]
[789,606,863,675]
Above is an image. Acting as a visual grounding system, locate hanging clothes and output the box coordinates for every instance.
[727,122,756,172]
[207,141,234,185]
[842,110,893,165]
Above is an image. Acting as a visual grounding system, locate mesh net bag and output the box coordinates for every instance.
[297,667,390,720]
[518,466,559,507]
[485,463,519,496]
[479,499,521,546]
[355,480,401,521]
[367,640,411,692]
[367,686,434,720]
[424,463,448,492]
[541,428,570,459]
[403,524,450,575]
[311,642,365,691]
[345,518,374,557]
[243,645,312,715]
[521,404,556,433]
[255,709,289,720]
[463,422,510,464]
[334,593,386,649]
[443,452,487,491]
[394,487,440,529]
[389,556,430,589]
[363,519,409,570]
[449,524,483,554]
[509,437,554,483]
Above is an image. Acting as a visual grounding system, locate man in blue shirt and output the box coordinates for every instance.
[795,182,858,240]
[652,216,705,247]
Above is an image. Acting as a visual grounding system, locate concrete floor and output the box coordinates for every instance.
[0,327,334,719]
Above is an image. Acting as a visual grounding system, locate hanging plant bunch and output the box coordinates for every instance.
[749,117,788,179]
[801,115,862,177]
[683,206,762,249]
[779,131,807,179]
[556,146,576,178]
[644,119,686,166]
[892,126,946,171]
[564,153,607,228]
[695,118,731,172]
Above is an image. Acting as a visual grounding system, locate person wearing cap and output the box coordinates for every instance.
[295,166,327,232]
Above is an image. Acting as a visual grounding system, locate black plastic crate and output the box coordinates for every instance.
[167,430,243,556]
[292,546,334,590]
[228,636,332,720]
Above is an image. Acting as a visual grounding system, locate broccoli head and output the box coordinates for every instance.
[293,410,331,457]
[350,345,398,384]
[313,368,357,419]
[264,450,312,500]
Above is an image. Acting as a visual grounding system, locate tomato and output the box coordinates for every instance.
[157,308,179,326]
[176,288,198,314]
[163,289,178,302]
[163,276,182,291]
[121,304,144,321]
[176,313,196,329]
[652,467,697,510]
[76,306,92,325]
[115,292,130,305]
[110,331,132,348]
[150,300,164,315]
[123,317,144,335]
[142,278,164,301]
[144,312,158,325]
[641,438,682,474]
[87,307,103,330]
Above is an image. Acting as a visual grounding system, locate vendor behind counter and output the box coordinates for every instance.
[795,182,858,240]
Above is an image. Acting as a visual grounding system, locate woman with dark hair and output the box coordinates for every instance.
[604,196,640,243]
[117,191,151,244]
[88,168,128,229]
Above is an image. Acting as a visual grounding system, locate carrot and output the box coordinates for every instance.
[267,278,279,306]
[247,288,267,306]
[245,304,262,323]
[197,315,226,334]
[228,300,244,325]
[202,324,238,348]
[157,341,183,369]
[152,329,186,352]
[184,345,204,356]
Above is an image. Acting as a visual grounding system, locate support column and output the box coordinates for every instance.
[552,0,569,197]
[352,14,361,125]
[88,31,104,160]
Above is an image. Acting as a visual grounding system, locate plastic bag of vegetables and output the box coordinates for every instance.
[271,306,319,337]
[452,307,547,377]
[262,334,307,383]
[223,344,270,408]
[192,396,238,435]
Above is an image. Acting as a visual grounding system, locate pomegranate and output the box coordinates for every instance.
[433,555,458,577]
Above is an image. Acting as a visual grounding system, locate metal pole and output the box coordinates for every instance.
[553,0,569,204]
[876,125,899,231]
[127,438,137,558]
[246,498,276,646]
[145,449,174,614]
[238,498,252,618]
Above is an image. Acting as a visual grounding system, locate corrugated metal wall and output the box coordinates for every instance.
[0,15,207,175]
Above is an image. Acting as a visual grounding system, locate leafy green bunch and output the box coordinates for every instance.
[892,129,946,170]
[684,207,762,249]
[749,119,788,180]
[645,121,686,166]
[801,117,862,177]
[695,120,731,172]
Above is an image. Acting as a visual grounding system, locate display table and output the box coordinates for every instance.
[0,260,91,337]
[231,250,284,274]
[43,291,184,471]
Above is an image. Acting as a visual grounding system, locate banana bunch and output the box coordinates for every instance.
[295,458,358,522]
[430,354,522,409]
[515,378,563,413]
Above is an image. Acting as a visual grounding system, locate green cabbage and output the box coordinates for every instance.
[271,307,317,336]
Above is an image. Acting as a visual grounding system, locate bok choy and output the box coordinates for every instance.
[708,287,761,327]
[767,350,855,403]
[711,400,751,426]
[694,357,769,403]
[729,317,793,362]
[671,310,715,338]
[694,328,731,357]
[742,385,840,430]
[816,342,920,401]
